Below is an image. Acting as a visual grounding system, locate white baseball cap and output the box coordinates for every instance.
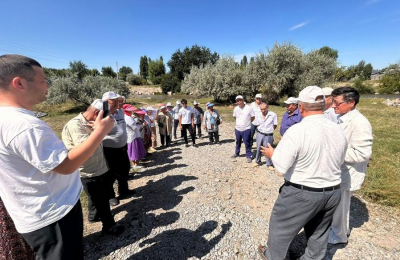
[102,91,118,101]
[91,99,104,110]
[147,106,154,111]
[166,102,173,107]
[321,87,334,96]
[283,97,299,104]
[176,100,181,105]
[193,101,199,105]
[235,95,244,100]
[255,94,262,99]
[298,86,325,104]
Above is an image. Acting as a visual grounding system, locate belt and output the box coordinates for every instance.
[284,180,340,192]
[257,130,273,136]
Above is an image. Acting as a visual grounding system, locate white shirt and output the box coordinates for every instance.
[0,107,82,233]
[179,106,194,124]
[254,111,278,134]
[272,114,347,188]
[233,105,255,131]
[250,102,261,125]
[324,107,337,123]
[125,114,141,143]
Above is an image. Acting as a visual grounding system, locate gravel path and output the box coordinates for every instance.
[83,122,400,260]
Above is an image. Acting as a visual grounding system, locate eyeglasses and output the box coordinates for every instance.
[332,100,346,107]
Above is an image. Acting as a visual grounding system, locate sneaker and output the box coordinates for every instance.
[268,165,275,171]
[231,154,239,158]
[102,223,125,236]
[247,157,252,163]
[109,198,119,206]
[185,144,190,147]
[252,162,260,167]
[193,144,198,148]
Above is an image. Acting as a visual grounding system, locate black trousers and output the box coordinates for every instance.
[81,171,115,229]
[208,131,219,143]
[160,134,171,147]
[193,123,202,137]
[21,201,83,260]
[103,145,131,198]
[173,119,179,139]
[181,124,195,145]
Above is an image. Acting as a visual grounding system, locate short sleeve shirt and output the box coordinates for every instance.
[103,109,127,148]
[255,111,278,134]
[233,105,255,131]
[179,106,194,124]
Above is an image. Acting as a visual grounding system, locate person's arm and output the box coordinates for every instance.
[191,112,194,127]
[179,114,182,130]
[251,116,255,122]
[54,111,114,175]
[345,120,373,164]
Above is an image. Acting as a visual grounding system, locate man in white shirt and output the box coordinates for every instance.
[328,87,373,245]
[250,93,262,145]
[322,87,337,122]
[178,99,196,147]
[0,54,114,259]
[232,95,255,163]
[173,100,181,140]
[253,103,278,170]
[258,86,347,260]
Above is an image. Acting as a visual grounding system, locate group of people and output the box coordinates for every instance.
[0,54,373,260]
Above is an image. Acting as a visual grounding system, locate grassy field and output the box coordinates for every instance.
[34,96,400,207]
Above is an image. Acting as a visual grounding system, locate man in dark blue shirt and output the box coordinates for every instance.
[279,97,302,136]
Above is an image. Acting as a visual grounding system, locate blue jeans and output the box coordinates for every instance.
[250,124,258,144]
[234,128,252,158]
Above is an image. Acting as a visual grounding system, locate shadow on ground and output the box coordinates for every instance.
[285,196,369,260]
[83,174,198,259]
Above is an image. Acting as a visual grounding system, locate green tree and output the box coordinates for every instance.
[379,70,400,94]
[362,63,373,80]
[119,66,133,75]
[318,46,338,60]
[101,66,117,78]
[240,55,248,69]
[148,58,166,84]
[139,56,149,79]
[160,73,181,94]
[90,69,100,76]
[126,73,142,85]
[69,60,88,80]
[43,67,68,77]
[167,45,219,80]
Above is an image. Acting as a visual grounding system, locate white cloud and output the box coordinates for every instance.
[234,53,255,63]
[289,21,309,31]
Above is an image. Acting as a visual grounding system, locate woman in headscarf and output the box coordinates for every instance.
[123,105,146,170]
[203,103,222,145]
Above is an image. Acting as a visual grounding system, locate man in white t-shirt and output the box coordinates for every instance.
[0,54,114,259]
[178,99,196,147]
[173,100,181,140]
[250,93,262,145]
[258,86,347,260]
[232,95,255,163]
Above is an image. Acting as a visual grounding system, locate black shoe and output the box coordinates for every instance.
[118,190,137,200]
[88,216,100,223]
[231,154,239,158]
[185,144,190,147]
[102,223,125,236]
[209,142,214,145]
[109,198,119,206]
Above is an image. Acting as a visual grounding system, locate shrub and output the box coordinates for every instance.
[352,78,375,94]
[378,71,400,94]
[126,73,142,85]
[46,75,130,105]
[160,73,181,94]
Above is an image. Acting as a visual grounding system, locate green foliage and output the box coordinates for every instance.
[140,56,149,79]
[101,66,117,78]
[126,73,142,85]
[379,70,400,94]
[318,46,338,60]
[352,78,375,94]
[160,73,181,94]
[46,75,129,105]
[148,58,165,85]
[90,69,100,77]
[43,67,69,77]
[119,66,133,75]
[240,55,248,69]
[69,60,88,80]
[336,60,373,81]
[167,45,219,80]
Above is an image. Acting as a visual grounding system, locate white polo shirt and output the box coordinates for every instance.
[271,114,347,188]
[0,107,82,233]
[250,102,261,125]
[233,105,255,131]
[179,106,194,124]
[255,111,278,134]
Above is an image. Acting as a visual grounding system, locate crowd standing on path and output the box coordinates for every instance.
[0,53,375,260]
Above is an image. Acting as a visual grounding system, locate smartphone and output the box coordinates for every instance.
[103,101,109,118]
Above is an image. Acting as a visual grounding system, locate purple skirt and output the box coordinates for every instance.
[127,138,146,161]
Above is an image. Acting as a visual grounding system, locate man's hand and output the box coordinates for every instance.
[261,143,274,159]
[179,124,183,130]
[93,110,114,134]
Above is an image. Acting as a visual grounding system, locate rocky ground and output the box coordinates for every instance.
[83,122,400,260]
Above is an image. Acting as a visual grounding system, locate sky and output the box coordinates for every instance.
[0,0,399,73]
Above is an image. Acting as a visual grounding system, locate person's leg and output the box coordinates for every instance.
[243,128,252,158]
[182,124,189,144]
[173,119,179,139]
[254,133,264,163]
[329,189,352,244]
[115,145,131,197]
[166,134,171,147]
[208,131,214,143]
[80,177,98,222]
[21,201,84,260]
[193,123,197,137]
[264,135,274,166]
[250,124,257,145]
[102,147,118,200]
[197,123,202,137]
[234,129,242,155]
[160,134,165,146]
[214,131,219,143]
[151,127,157,147]
[265,186,322,260]
[188,124,196,144]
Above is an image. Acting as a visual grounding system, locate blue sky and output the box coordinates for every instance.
[0,0,399,72]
